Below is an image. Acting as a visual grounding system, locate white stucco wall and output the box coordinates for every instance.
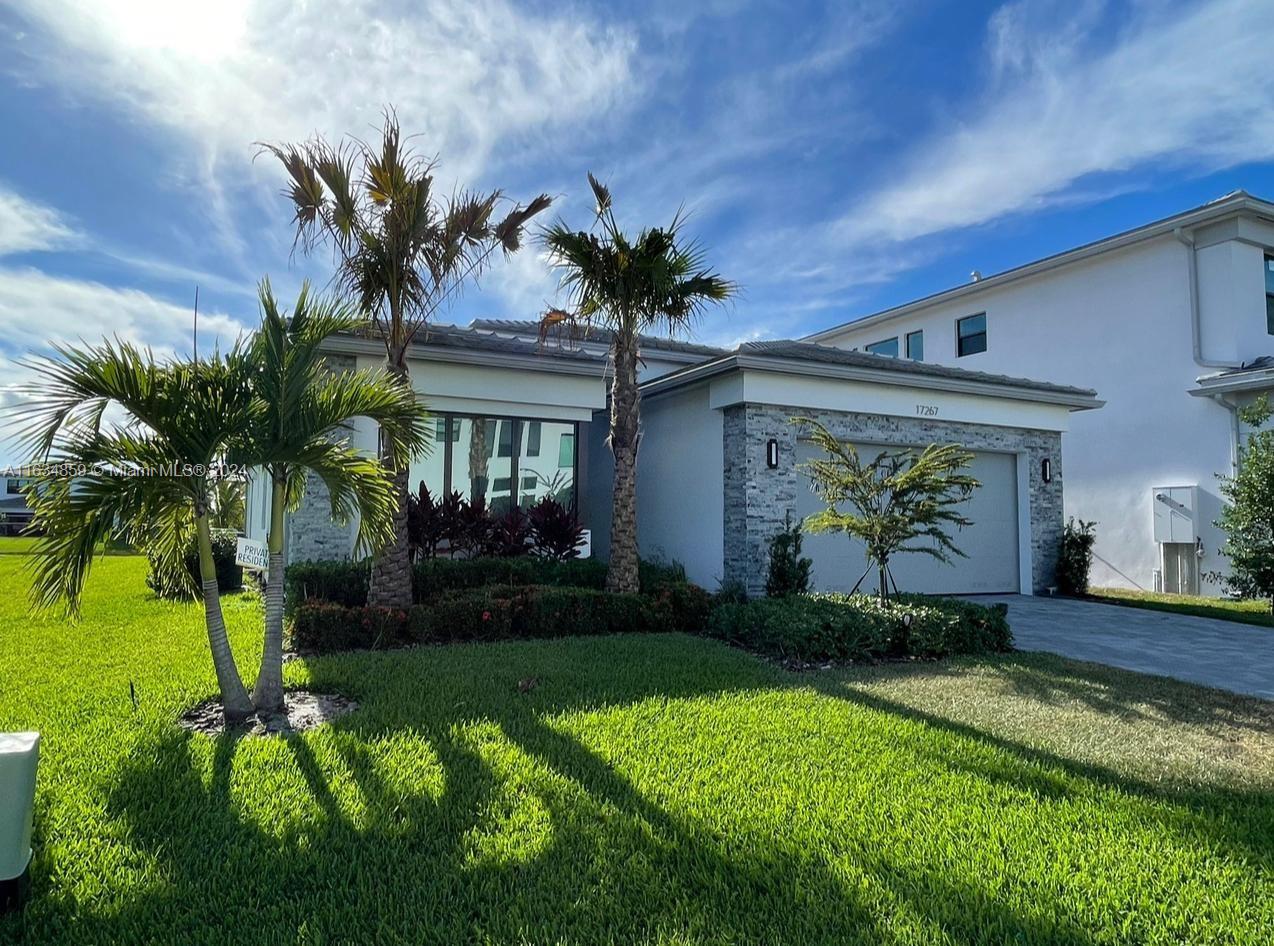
[581,386,727,587]
[817,233,1271,593]
[635,386,725,587]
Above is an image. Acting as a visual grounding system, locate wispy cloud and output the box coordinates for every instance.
[7,0,637,191]
[0,187,78,256]
[0,266,247,359]
[838,0,1274,247]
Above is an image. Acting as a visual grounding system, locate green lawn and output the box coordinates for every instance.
[1,547,1271,945]
[1090,586,1274,628]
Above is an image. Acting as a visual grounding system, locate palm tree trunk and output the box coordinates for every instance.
[606,331,641,594]
[368,353,413,609]
[252,472,287,715]
[196,511,254,724]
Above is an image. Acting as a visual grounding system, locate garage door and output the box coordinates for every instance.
[794,440,1020,595]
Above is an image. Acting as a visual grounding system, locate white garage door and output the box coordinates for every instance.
[794,441,1020,595]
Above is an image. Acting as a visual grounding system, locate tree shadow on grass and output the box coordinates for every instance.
[810,674,1274,873]
[22,635,1272,945]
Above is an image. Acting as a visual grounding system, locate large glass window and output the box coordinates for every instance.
[408,413,577,512]
[1265,255,1274,335]
[905,330,924,361]
[865,336,899,357]
[956,313,987,357]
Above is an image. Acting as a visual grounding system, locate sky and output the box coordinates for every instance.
[3,0,1274,462]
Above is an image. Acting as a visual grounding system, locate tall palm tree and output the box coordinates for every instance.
[240,280,428,715]
[15,342,259,723]
[541,175,736,592]
[259,111,551,608]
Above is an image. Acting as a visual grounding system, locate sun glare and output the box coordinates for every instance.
[104,0,249,61]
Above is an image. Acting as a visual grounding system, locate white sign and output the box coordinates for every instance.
[235,537,270,571]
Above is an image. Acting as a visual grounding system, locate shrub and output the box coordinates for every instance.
[484,506,531,557]
[527,496,586,560]
[765,514,812,598]
[1056,518,1097,596]
[294,585,672,654]
[706,593,1012,663]
[284,559,370,614]
[647,581,715,631]
[146,527,243,599]
[292,601,410,653]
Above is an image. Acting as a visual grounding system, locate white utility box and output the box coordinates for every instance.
[1152,486,1198,544]
[0,732,39,898]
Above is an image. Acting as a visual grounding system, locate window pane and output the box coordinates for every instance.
[496,420,514,458]
[409,414,449,500]
[905,330,924,361]
[517,422,576,508]
[525,421,542,457]
[865,337,899,357]
[1266,256,1274,295]
[1267,294,1274,336]
[957,313,987,356]
[448,417,512,511]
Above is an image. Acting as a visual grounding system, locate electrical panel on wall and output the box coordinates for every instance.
[1152,486,1198,544]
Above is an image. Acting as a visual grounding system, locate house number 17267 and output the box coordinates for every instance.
[915,404,939,417]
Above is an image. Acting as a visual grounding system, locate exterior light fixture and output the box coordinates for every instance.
[1041,458,1052,483]
[766,439,779,469]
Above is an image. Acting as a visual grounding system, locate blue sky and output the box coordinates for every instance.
[2,0,1274,425]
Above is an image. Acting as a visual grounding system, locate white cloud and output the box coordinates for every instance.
[7,0,636,193]
[0,188,77,256]
[0,266,247,359]
[839,0,1274,246]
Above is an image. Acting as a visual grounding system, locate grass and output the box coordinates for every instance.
[0,545,1271,945]
[1089,585,1274,628]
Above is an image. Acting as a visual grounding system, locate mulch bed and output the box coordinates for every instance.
[179,690,358,737]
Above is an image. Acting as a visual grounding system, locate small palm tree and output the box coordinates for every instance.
[239,280,428,715]
[542,175,735,592]
[795,417,979,600]
[259,111,551,608]
[15,342,259,722]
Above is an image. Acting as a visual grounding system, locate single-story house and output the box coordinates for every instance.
[244,321,1102,596]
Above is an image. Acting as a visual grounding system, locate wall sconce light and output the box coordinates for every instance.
[1041,458,1052,483]
[766,439,779,469]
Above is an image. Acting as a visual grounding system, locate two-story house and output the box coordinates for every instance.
[808,190,1274,595]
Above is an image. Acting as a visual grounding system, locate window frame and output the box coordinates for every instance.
[905,330,924,361]
[1265,254,1274,336]
[956,313,988,357]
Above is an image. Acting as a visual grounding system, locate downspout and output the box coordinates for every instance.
[1174,226,1242,370]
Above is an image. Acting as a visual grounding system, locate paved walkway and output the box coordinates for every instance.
[970,595,1274,700]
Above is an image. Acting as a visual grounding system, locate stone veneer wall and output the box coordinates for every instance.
[722,403,1064,597]
[287,353,360,563]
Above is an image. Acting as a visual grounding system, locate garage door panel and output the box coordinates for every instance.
[795,442,1019,595]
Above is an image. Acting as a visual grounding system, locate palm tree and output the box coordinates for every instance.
[14,341,259,723]
[541,175,736,592]
[240,280,428,715]
[259,111,551,608]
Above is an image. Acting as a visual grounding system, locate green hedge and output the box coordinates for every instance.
[146,528,243,599]
[292,583,693,653]
[706,593,1011,662]
[284,556,690,614]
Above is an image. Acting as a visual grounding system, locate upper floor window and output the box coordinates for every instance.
[6,479,24,495]
[956,313,987,357]
[905,330,924,361]
[865,336,899,357]
[1265,256,1274,335]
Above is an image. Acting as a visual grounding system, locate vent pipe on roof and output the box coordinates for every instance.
[970,270,982,282]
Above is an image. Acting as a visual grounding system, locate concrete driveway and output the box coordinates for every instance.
[972,594,1274,701]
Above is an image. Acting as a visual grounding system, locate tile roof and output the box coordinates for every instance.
[468,319,728,358]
